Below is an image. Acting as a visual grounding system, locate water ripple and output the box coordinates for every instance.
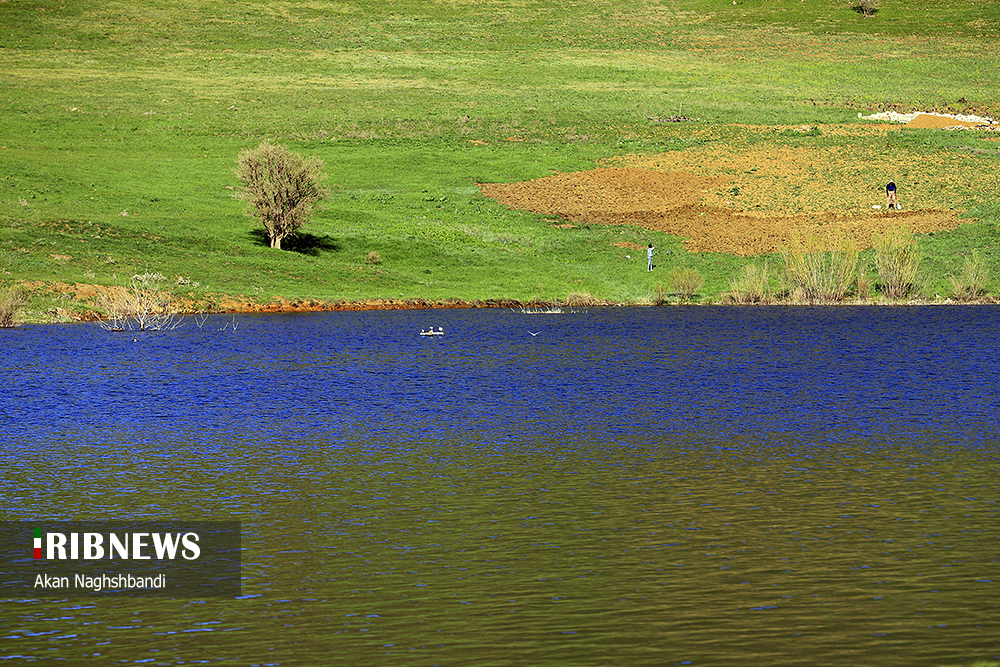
[2,307,999,665]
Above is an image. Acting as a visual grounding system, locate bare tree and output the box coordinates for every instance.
[234,142,329,250]
[97,273,181,331]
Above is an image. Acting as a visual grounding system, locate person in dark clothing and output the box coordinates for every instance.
[886,181,898,210]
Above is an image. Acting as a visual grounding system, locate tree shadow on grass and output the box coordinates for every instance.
[248,229,341,256]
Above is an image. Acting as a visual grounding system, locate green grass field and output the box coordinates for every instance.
[2,0,999,319]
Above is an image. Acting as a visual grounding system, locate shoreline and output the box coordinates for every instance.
[7,282,1000,326]
[33,293,1000,326]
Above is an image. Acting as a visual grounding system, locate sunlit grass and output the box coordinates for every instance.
[1,0,999,315]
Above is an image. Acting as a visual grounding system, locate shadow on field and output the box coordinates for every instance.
[248,229,341,255]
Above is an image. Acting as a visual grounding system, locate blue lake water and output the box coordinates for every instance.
[2,306,998,666]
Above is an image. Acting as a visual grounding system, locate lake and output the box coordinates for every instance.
[1,306,998,666]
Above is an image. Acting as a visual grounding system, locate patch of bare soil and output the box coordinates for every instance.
[21,280,106,301]
[211,296,521,313]
[905,113,984,129]
[479,168,965,255]
[479,125,996,256]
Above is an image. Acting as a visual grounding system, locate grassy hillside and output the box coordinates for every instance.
[2,0,999,318]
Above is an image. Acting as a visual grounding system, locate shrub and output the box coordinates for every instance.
[874,225,921,299]
[781,235,858,302]
[0,285,29,328]
[668,267,704,302]
[857,0,879,17]
[728,262,772,304]
[565,292,613,307]
[366,250,382,265]
[950,250,990,301]
[856,266,872,301]
[235,142,329,250]
[652,282,670,305]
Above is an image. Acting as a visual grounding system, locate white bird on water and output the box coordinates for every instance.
[529,331,541,337]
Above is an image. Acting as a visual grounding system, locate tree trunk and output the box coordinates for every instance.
[270,235,282,250]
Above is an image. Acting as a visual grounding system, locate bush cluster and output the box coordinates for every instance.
[728,262,773,304]
[667,267,704,302]
[857,0,879,17]
[873,226,921,299]
[0,286,29,328]
[781,235,858,303]
[721,226,991,304]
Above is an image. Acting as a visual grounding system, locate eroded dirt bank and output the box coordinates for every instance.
[22,280,562,322]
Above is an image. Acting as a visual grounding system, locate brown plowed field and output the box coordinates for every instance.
[478,124,998,256]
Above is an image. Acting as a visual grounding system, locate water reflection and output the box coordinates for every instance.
[2,307,998,665]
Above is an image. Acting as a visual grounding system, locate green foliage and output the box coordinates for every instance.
[780,126,822,137]
[235,142,329,250]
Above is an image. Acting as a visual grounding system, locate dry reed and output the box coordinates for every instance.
[668,267,704,302]
[728,262,772,304]
[874,226,921,299]
[950,250,990,301]
[781,235,858,302]
[0,286,29,328]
